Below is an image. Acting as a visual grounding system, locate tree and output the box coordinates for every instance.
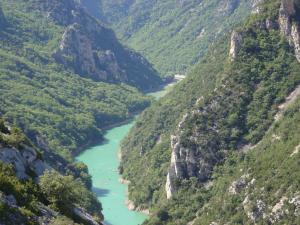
[39,170,86,212]
[39,170,103,221]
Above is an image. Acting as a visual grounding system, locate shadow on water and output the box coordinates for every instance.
[92,187,110,197]
[103,221,113,225]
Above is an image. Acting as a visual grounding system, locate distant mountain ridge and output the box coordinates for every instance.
[81,0,262,75]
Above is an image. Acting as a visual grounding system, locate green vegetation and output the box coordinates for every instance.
[88,0,255,75]
[0,121,103,224]
[120,0,300,224]
[0,163,41,224]
[49,216,79,225]
[0,162,103,225]
[40,170,103,222]
[120,36,230,208]
[0,119,28,148]
[0,0,155,160]
[144,95,300,225]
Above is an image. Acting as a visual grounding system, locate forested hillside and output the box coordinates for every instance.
[0,0,161,160]
[120,0,300,224]
[82,0,261,75]
[1,0,300,224]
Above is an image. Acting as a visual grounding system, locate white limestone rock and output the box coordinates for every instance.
[229,31,243,61]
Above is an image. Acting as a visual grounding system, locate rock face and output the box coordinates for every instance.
[73,207,102,225]
[243,196,266,222]
[55,23,127,83]
[34,0,161,90]
[0,144,46,180]
[229,31,243,61]
[165,0,300,200]
[165,113,211,199]
[251,0,264,14]
[228,174,250,195]
[279,0,300,62]
[166,133,199,199]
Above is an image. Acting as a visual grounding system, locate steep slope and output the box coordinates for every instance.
[0,0,160,159]
[0,120,103,225]
[82,0,261,75]
[33,0,162,90]
[145,86,300,225]
[119,0,300,224]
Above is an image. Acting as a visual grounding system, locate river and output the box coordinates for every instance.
[76,82,176,225]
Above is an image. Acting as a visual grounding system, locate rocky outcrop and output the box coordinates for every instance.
[279,0,300,62]
[165,113,210,199]
[33,0,161,90]
[228,174,250,195]
[0,144,46,180]
[0,191,64,225]
[73,207,102,225]
[275,84,300,121]
[243,196,266,222]
[54,23,127,83]
[165,172,175,199]
[267,194,300,223]
[251,0,264,14]
[229,31,243,61]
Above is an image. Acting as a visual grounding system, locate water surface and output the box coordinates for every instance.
[76,121,147,225]
[76,81,179,225]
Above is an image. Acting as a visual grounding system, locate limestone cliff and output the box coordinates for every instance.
[34,0,162,90]
[0,145,46,180]
[229,31,243,61]
[165,0,300,199]
[278,0,300,62]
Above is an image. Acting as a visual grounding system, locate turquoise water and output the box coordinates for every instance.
[76,121,147,225]
[76,82,177,225]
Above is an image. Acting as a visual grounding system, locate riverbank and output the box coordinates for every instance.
[75,77,184,225]
[76,122,148,225]
[73,77,183,158]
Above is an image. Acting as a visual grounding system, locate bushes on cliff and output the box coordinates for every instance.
[39,170,103,221]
